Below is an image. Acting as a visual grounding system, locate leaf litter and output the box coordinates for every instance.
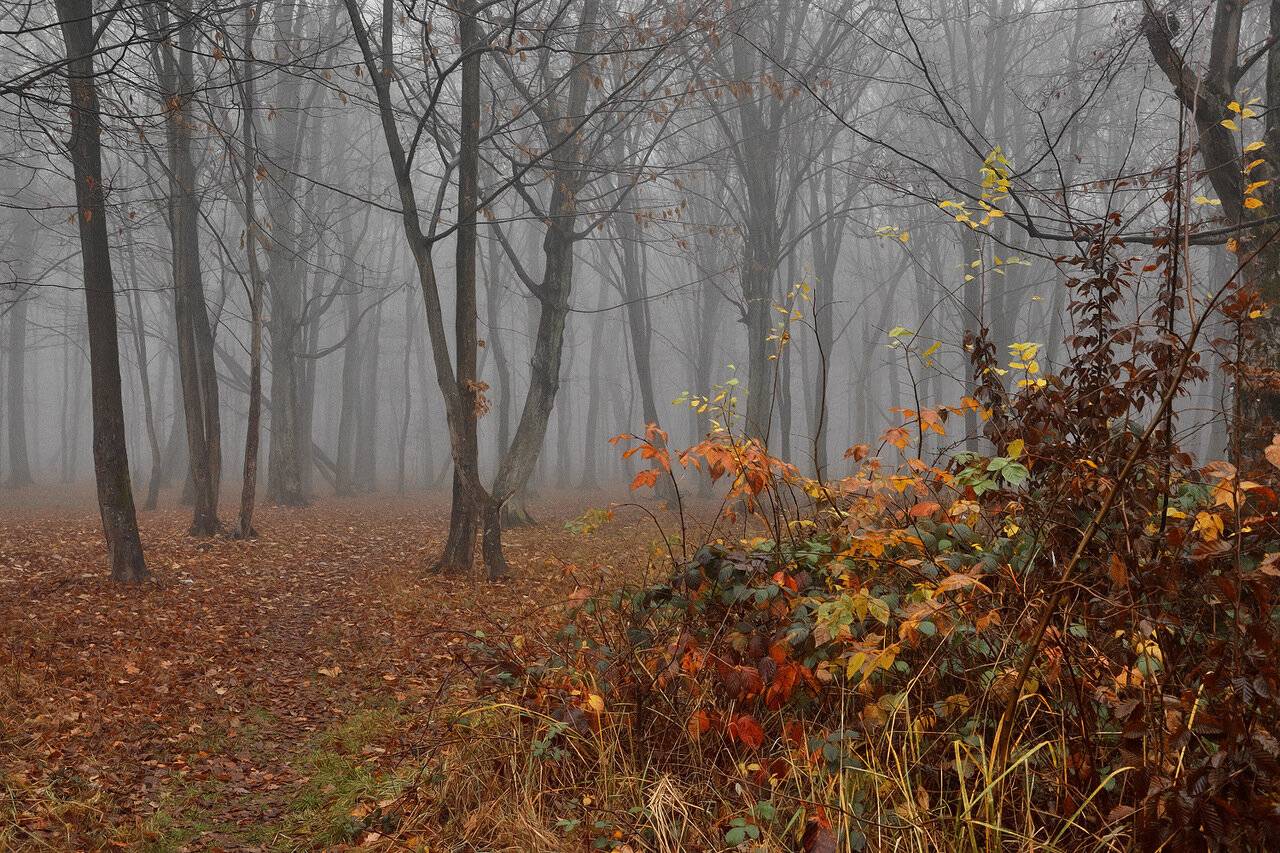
[0,494,657,849]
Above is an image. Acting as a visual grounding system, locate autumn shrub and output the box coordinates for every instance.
[406,227,1280,852]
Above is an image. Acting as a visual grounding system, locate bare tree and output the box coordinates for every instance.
[54,0,148,581]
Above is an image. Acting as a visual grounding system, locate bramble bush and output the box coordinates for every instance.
[406,226,1280,852]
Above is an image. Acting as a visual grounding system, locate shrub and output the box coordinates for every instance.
[405,227,1280,852]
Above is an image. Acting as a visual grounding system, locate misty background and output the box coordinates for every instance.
[0,0,1246,512]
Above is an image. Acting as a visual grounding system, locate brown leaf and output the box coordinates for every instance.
[1265,434,1280,469]
[802,824,838,853]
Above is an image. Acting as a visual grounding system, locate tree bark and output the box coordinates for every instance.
[123,238,162,510]
[233,9,265,539]
[56,0,148,581]
[263,1,310,507]
[615,200,677,502]
[149,0,222,533]
[436,0,484,573]
[397,285,414,494]
[353,301,382,491]
[4,282,33,487]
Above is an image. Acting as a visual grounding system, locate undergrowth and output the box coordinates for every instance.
[395,226,1280,851]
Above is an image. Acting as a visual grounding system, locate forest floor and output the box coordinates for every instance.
[0,490,661,851]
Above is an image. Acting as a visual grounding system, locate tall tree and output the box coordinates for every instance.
[2,203,35,487]
[144,0,223,533]
[55,0,148,581]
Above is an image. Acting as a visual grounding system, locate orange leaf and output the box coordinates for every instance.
[630,469,660,491]
[688,709,712,740]
[1108,554,1127,587]
[882,426,911,450]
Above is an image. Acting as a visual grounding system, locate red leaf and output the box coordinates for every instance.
[802,824,838,853]
[728,714,764,750]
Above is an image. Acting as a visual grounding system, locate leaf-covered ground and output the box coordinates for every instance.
[0,492,655,850]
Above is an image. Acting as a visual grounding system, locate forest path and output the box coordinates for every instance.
[0,494,651,850]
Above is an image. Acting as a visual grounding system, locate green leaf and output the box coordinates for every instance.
[867,596,891,625]
[1000,463,1029,486]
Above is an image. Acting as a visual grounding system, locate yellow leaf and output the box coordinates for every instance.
[1007,438,1025,459]
[1193,511,1224,542]
[1227,101,1242,113]
[586,693,606,713]
[1246,180,1271,194]
[1244,197,1264,209]
[1221,119,1240,131]
[1244,140,1266,153]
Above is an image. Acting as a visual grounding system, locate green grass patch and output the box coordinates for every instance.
[282,702,414,847]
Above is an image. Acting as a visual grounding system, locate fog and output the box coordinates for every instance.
[0,0,1262,577]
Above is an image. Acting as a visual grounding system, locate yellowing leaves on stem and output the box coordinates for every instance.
[1194,511,1224,542]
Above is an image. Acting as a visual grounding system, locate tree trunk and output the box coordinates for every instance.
[436,0,484,573]
[5,284,33,487]
[739,204,783,446]
[152,0,221,534]
[124,240,163,511]
[234,14,265,539]
[482,225,514,465]
[616,206,677,502]
[398,285,414,494]
[56,0,148,582]
[353,302,382,492]
[68,324,85,481]
[580,288,609,488]
[343,0,501,578]
[335,287,362,495]
[263,1,310,507]
[161,347,186,487]
[59,323,70,483]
